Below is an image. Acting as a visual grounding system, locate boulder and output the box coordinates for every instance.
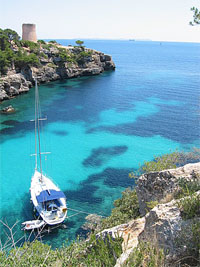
[0,90,9,101]
[82,214,103,232]
[136,162,200,216]
[138,195,200,265]
[115,217,145,267]
[1,105,15,113]
[0,73,31,98]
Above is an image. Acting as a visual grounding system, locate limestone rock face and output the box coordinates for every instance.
[0,73,31,101]
[115,217,145,267]
[136,162,200,216]
[0,47,115,102]
[139,195,200,265]
[139,201,182,254]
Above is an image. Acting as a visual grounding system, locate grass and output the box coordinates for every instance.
[177,192,200,220]
[0,234,123,267]
[176,173,200,220]
[123,242,165,267]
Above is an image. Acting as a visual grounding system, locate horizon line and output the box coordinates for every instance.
[41,38,200,44]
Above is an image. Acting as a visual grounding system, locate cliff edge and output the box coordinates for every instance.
[0,37,115,102]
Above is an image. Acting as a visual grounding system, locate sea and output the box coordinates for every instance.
[0,40,200,248]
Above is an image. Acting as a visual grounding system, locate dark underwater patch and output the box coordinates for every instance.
[52,130,68,136]
[83,145,128,167]
[87,167,134,188]
[0,120,34,141]
[64,167,134,206]
[1,120,20,126]
[86,103,200,144]
[64,166,134,210]
[46,84,56,88]
[64,184,101,204]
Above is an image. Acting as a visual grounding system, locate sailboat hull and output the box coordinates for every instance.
[30,170,67,226]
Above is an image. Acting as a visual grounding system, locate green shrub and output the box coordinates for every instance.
[75,40,84,46]
[41,43,51,50]
[177,192,200,219]
[100,188,140,230]
[37,39,46,44]
[3,28,20,43]
[14,49,40,69]
[175,174,200,199]
[20,40,39,50]
[49,40,58,44]
[1,234,122,266]
[1,240,57,267]
[59,234,123,266]
[175,219,200,265]
[123,242,165,267]
[47,62,57,68]
[0,50,11,75]
[140,152,181,174]
[131,148,200,178]
[75,50,92,64]
[146,200,159,210]
[39,51,48,59]
[57,47,77,64]
[192,220,200,252]
[0,28,20,51]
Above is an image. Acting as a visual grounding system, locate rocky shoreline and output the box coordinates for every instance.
[0,45,115,102]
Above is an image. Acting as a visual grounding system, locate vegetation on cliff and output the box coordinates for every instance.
[0,29,39,75]
[0,28,98,77]
[0,233,122,266]
[0,28,115,101]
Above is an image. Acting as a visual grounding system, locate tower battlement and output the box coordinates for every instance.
[22,24,37,43]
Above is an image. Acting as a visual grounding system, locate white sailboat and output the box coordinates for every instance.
[30,79,67,226]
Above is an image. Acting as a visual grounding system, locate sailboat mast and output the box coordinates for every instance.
[35,79,43,180]
[34,80,37,170]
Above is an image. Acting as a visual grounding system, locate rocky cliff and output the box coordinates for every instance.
[0,44,115,102]
[97,162,200,266]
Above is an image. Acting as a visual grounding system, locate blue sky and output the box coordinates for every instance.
[0,0,200,42]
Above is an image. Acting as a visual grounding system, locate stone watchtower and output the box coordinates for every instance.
[22,24,37,42]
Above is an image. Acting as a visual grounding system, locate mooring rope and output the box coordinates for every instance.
[67,207,106,218]
[67,212,82,219]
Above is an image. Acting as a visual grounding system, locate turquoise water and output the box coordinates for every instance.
[0,40,200,247]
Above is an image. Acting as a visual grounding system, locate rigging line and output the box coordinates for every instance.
[34,79,37,170]
[36,80,43,180]
[67,212,81,219]
[67,207,106,218]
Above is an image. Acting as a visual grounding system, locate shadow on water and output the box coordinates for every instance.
[1,70,199,145]
[0,74,115,143]
[1,120,21,126]
[51,130,69,136]
[86,102,200,144]
[64,167,134,205]
[0,120,34,142]
[64,184,101,204]
[82,145,128,167]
